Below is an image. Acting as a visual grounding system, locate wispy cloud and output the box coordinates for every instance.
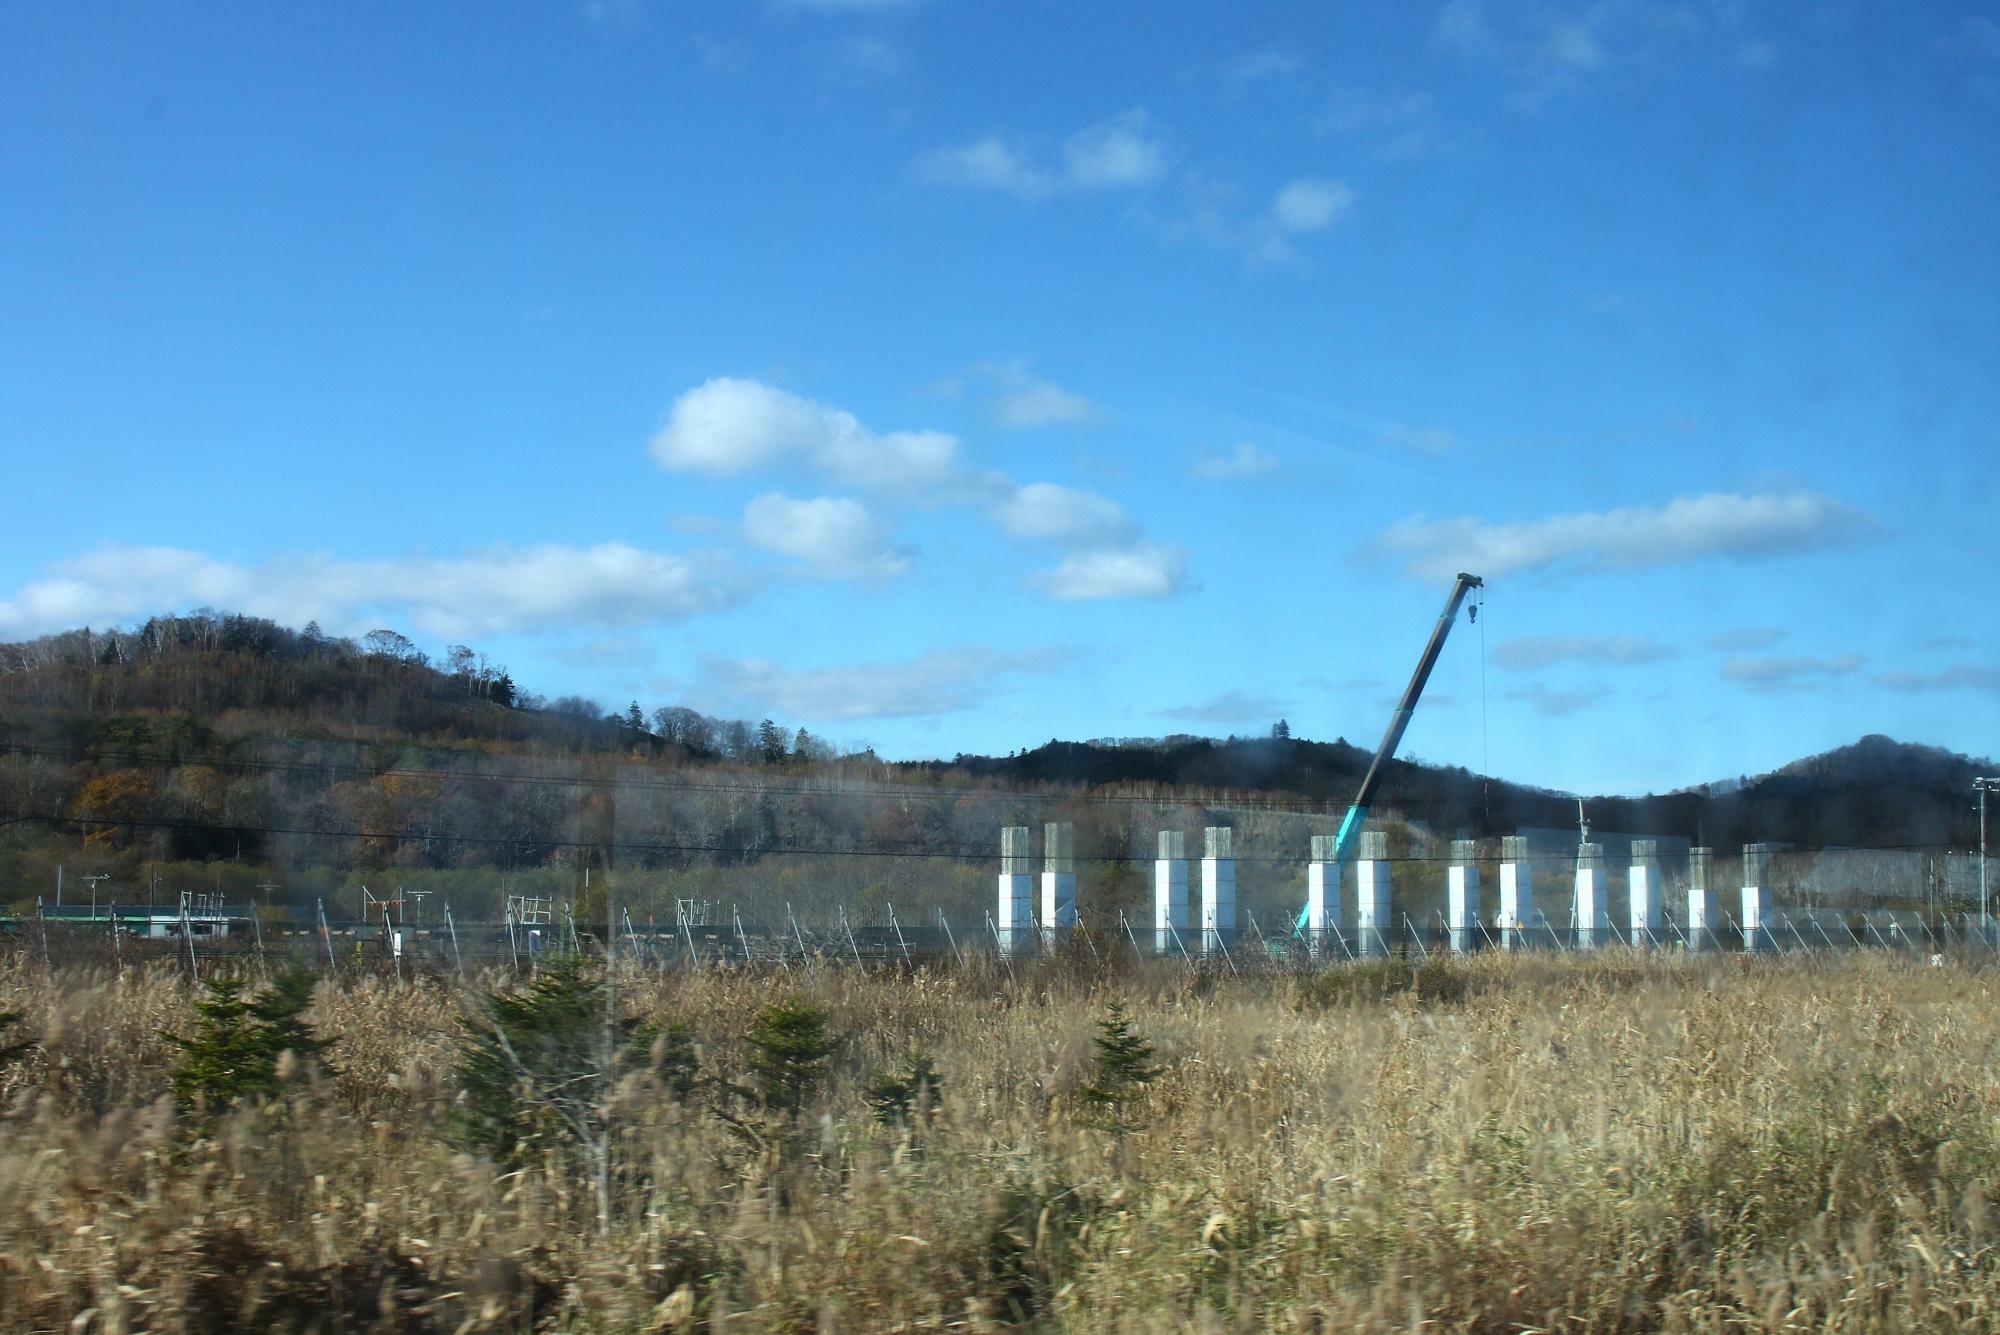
[687,644,1071,721]
[1735,39,1777,70]
[779,0,923,11]
[1319,86,1448,158]
[1491,634,1676,670]
[582,0,644,28]
[1221,48,1305,93]
[1503,683,1609,716]
[1720,653,1865,692]
[1161,689,1288,724]
[1874,664,2000,695]
[1270,177,1355,235]
[1705,627,1787,652]
[1939,16,2000,61]
[1372,489,1878,582]
[824,35,905,84]
[0,543,754,642]
[958,359,1102,428]
[910,109,1165,200]
[1192,442,1278,480]
[1144,171,1358,264]
[1433,0,1704,105]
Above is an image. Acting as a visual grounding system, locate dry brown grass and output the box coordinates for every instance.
[2,948,1998,1332]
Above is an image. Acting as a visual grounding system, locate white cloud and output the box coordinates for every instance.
[581,0,643,27]
[993,380,1098,429]
[1720,653,1865,691]
[1372,489,1877,582]
[1940,17,2000,61]
[741,493,911,579]
[1034,543,1188,601]
[1875,664,2000,695]
[1491,634,1677,670]
[826,36,905,84]
[1433,0,1704,105]
[780,0,921,10]
[1373,421,1457,455]
[1319,87,1446,159]
[908,137,1054,199]
[993,483,1133,545]
[966,359,1102,428]
[1705,626,1787,651]
[1061,109,1167,189]
[1736,39,1777,70]
[1145,170,1359,265]
[1271,178,1355,234]
[911,109,1165,200]
[649,377,965,495]
[688,644,1071,721]
[1221,48,1305,91]
[1160,689,1288,724]
[0,543,754,642]
[1502,683,1609,716]
[1192,442,1278,480]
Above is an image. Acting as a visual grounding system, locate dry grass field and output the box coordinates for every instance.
[1,947,1997,1332]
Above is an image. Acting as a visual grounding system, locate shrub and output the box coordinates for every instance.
[0,1010,34,1072]
[866,1052,942,1129]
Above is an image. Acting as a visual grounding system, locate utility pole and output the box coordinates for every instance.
[1977,777,1999,942]
[82,873,108,916]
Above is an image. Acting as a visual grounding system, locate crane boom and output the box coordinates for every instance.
[1294,571,1484,935]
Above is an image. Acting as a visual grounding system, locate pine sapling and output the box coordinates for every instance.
[1080,1001,1161,1133]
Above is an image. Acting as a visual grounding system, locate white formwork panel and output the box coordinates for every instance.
[1200,826,1235,954]
[1307,833,1339,953]
[1628,839,1662,942]
[1041,822,1076,943]
[1686,846,1716,944]
[1447,839,1480,953]
[1354,830,1393,955]
[1498,835,1534,948]
[997,825,1034,952]
[1741,843,1775,952]
[1154,830,1188,953]
[1574,842,1608,947]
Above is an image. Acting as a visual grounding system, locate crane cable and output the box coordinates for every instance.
[1477,583,1491,825]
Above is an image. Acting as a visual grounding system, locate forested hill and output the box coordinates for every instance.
[0,613,1990,859]
[936,731,1991,852]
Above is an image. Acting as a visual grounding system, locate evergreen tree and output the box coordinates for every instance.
[1080,1002,1161,1131]
[164,970,324,1116]
[453,959,676,1164]
[744,998,839,1118]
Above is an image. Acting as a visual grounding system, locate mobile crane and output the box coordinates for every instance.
[1292,571,1484,937]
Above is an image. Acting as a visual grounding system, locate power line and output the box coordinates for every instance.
[0,740,1396,814]
[0,811,1977,868]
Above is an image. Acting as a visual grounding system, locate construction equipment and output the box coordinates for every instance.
[1293,571,1484,936]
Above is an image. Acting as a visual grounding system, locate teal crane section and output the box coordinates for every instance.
[1293,572,1484,937]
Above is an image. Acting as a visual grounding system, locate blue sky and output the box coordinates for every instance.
[2,0,1996,794]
